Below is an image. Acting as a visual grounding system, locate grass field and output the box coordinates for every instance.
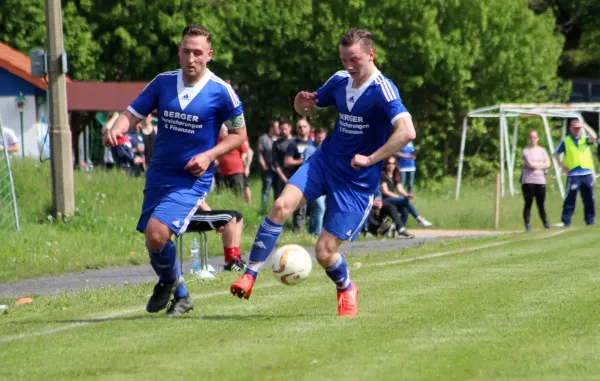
[0,159,592,282]
[1,227,599,380]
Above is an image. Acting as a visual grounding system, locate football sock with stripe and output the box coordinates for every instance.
[325,253,352,291]
[148,239,188,298]
[244,217,283,278]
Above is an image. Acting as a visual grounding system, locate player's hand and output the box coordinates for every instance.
[244,167,250,177]
[294,91,318,113]
[185,153,212,177]
[350,154,372,170]
[406,193,415,199]
[103,129,123,147]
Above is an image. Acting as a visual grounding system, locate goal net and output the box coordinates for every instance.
[0,112,21,232]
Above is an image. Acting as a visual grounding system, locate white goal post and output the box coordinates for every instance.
[0,112,21,232]
[455,103,600,200]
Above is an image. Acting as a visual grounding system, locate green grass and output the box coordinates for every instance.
[1,228,599,380]
[0,159,592,282]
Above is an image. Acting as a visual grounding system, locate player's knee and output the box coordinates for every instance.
[270,198,293,222]
[315,239,337,266]
[145,220,170,251]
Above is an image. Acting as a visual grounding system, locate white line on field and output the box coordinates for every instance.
[0,284,280,344]
[370,228,569,267]
[0,229,569,343]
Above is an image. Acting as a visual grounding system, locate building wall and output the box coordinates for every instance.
[0,67,46,158]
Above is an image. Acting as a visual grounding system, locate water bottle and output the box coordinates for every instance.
[190,238,201,275]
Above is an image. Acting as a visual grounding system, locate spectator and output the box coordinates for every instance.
[272,120,294,199]
[284,118,315,232]
[196,200,246,271]
[553,119,598,227]
[0,126,19,157]
[111,134,144,176]
[380,157,432,227]
[101,112,120,169]
[127,124,145,168]
[257,120,280,210]
[395,140,417,192]
[303,127,327,235]
[521,130,551,232]
[140,114,157,170]
[242,139,253,205]
[217,125,248,197]
[364,189,414,238]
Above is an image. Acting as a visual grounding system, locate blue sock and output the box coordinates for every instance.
[173,253,189,299]
[149,240,188,298]
[244,217,283,278]
[325,253,352,291]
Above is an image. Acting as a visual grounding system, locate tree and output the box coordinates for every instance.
[0,0,101,80]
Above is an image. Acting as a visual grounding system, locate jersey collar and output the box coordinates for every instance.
[345,68,381,112]
[177,68,212,110]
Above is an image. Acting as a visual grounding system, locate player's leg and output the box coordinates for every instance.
[231,156,325,299]
[230,184,306,299]
[319,186,374,317]
[144,217,189,313]
[521,183,535,231]
[142,185,210,315]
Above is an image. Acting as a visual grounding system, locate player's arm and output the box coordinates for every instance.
[103,110,141,147]
[244,146,254,176]
[294,72,346,116]
[207,116,247,161]
[351,115,416,169]
[185,115,247,177]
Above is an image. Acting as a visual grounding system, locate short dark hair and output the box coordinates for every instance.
[339,28,373,51]
[268,120,279,129]
[315,127,328,134]
[181,25,212,43]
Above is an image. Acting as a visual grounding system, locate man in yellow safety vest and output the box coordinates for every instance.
[553,119,598,227]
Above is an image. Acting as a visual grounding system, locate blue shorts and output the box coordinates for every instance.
[136,176,212,236]
[287,150,374,242]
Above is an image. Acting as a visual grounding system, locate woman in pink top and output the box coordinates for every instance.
[521,130,551,232]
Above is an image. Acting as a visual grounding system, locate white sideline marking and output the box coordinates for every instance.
[0,284,280,344]
[0,230,569,343]
[371,229,569,268]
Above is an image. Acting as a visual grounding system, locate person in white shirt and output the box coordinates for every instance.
[0,127,19,156]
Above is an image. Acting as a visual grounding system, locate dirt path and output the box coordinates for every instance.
[0,229,517,298]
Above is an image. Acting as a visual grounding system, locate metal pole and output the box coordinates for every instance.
[542,115,565,199]
[511,117,519,181]
[455,117,468,200]
[499,112,505,197]
[19,111,24,158]
[46,0,75,217]
[0,116,21,232]
[502,114,514,196]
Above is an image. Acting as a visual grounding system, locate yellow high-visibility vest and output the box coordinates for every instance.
[563,134,594,171]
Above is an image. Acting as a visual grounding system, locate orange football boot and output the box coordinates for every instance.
[337,282,359,317]
[230,273,256,299]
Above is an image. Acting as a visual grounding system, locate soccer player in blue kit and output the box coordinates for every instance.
[230,28,416,316]
[104,25,247,316]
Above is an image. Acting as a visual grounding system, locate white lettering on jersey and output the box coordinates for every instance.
[338,113,369,135]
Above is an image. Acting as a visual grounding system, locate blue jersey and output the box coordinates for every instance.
[315,69,409,191]
[397,141,416,171]
[128,69,243,189]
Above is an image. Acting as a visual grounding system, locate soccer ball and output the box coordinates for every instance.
[270,244,312,285]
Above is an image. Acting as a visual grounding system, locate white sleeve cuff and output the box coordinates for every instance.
[127,106,145,119]
[390,112,411,125]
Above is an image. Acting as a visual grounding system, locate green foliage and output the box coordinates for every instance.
[0,0,568,178]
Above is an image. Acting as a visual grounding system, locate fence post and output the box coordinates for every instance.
[495,173,500,230]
